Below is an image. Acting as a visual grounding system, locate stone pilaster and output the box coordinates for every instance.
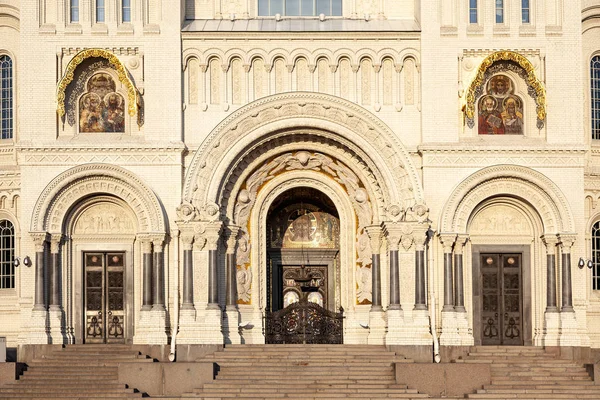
[223,225,241,345]
[438,233,459,346]
[409,224,432,345]
[48,234,66,344]
[558,234,580,346]
[542,235,560,346]
[200,222,224,344]
[454,234,473,345]
[141,239,153,311]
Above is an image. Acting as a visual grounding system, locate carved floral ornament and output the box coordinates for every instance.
[464,51,546,129]
[56,49,140,121]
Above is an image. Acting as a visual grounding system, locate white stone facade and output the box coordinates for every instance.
[1,0,599,350]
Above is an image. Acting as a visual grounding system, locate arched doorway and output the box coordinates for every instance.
[266,187,340,313]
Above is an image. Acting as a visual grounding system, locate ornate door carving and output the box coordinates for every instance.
[85,252,126,344]
[481,253,523,346]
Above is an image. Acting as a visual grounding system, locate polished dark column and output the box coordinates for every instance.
[366,226,383,310]
[454,235,468,313]
[49,235,62,309]
[414,228,428,310]
[141,240,152,311]
[559,236,575,312]
[182,234,194,310]
[206,224,222,310]
[543,236,558,312]
[152,239,165,311]
[225,226,240,309]
[33,234,48,311]
[439,234,456,312]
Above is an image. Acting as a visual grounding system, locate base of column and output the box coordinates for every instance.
[223,307,241,345]
[48,307,67,345]
[133,309,168,345]
[238,307,265,344]
[409,309,433,345]
[559,311,581,347]
[27,309,50,344]
[542,311,560,346]
[385,309,430,345]
[439,311,461,346]
[367,309,386,345]
[343,308,369,344]
[456,311,474,346]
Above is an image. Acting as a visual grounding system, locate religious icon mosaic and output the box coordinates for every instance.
[79,73,125,133]
[477,74,523,135]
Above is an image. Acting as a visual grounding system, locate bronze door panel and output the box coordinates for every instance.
[85,252,126,344]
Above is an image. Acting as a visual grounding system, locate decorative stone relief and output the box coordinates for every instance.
[232,58,243,105]
[275,59,285,94]
[318,59,328,94]
[470,204,531,235]
[236,267,252,304]
[189,58,199,105]
[356,264,372,304]
[73,203,135,235]
[361,58,372,105]
[296,58,309,92]
[404,58,415,105]
[383,59,393,106]
[340,59,350,99]
[253,58,265,100]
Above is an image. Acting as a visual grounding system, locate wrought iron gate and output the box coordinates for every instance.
[265,300,344,344]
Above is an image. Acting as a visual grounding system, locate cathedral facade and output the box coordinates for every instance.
[1,0,599,356]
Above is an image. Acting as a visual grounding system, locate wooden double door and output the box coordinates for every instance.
[84,252,126,343]
[481,253,523,346]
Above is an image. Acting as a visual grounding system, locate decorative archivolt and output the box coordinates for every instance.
[465,51,546,129]
[56,48,139,120]
[182,92,425,218]
[31,164,165,234]
[440,165,574,234]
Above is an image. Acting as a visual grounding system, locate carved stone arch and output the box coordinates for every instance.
[247,51,269,66]
[332,49,355,65]
[311,50,333,66]
[375,49,400,66]
[356,52,376,65]
[440,165,574,235]
[224,50,246,67]
[31,164,166,234]
[183,92,424,216]
[57,49,139,120]
[183,53,200,71]
[66,195,138,239]
[289,50,311,66]
[465,51,546,129]
[266,52,290,68]
[0,209,20,236]
[182,48,202,68]
[0,4,20,31]
[399,48,421,64]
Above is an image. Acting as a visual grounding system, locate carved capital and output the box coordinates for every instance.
[199,64,208,73]
[394,64,403,73]
[438,233,457,254]
[221,64,230,73]
[204,222,223,251]
[558,233,577,252]
[308,64,316,73]
[329,65,338,73]
[193,234,207,251]
[351,64,360,73]
[243,64,251,73]
[153,238,164,252]
[373,64,381,73]
[385,224,403,252]
[30,232,49,252]
[412,224,429,251]
[140,240,152,253]
[181,231,195,251]
[225,225,241,254]
[454,234,469,255]
[286,64,294,73]
[541,234,559,255]
[365,225,384,254]
[50,234,64,254]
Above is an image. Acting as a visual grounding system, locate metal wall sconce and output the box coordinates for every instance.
[13,256,32,268]
[578,257,593,269]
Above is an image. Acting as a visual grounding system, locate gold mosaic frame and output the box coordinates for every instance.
[465,51,546,127]
[56,48,138,118]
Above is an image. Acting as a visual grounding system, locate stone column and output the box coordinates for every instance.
[181,233,195,310]
[542,235,558,312]
[414,229,428,311]
[224,225,241,344]
[141,239,153,311]
[49,235,62,310]
[366,225,384,310]
[386,227,402,310]
[454,234,469,313]
[152,238,165,311]
[558,234,575,313]
[205,223,222,309]
[542,235,560,346]
[438,233,456,312]
[29,232,50,344]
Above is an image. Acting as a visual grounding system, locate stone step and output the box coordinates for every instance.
[0,387,136,394]
[212,378,399,384]
[0,393,142,399]
[478,388,600,394]
[201,383,411,390]
[468,395,600,399]
[484,383,596,389]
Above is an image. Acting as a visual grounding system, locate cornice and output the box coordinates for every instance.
[181,32,421,41]
[419,144,587,154]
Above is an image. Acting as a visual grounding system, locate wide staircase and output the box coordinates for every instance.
[183,344,430,399]
[456,346,600,399]
[0,344,150,399]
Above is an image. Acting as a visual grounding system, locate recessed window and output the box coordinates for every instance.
[97,0,105,23]
[0,55,13,140]
[0,220,15,289]
[592,221,600,289]
[70,0,79,23]
[469,0,478,24]
[122,0,131,22]
[592,56,600,140]
[495,0,504,24]
[522,0,530,23]
[258,0,342,16]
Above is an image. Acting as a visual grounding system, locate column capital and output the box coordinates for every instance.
[151,235,165,252]
[205,222,223,251]
[49,234,64,254]
[30,232,49,252]
[558,233,577,251]
[541,234,559,254]
[385,224,403,252]
[140,240,152,253]
[412,224,429,251]
[438,233,457,253]
[365,225,384,254]
[225,225,241,255]
[454,234,469,255]
[181,232,195,251]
